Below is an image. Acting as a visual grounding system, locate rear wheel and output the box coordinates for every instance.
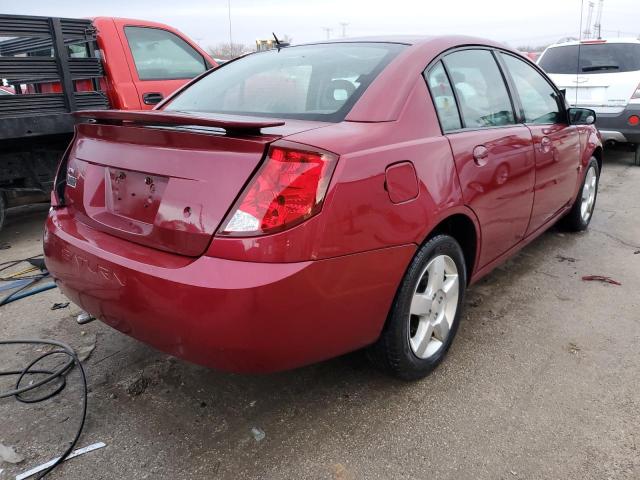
[368,234,466,380]
[634,144,640,167]
[562,157,599,231]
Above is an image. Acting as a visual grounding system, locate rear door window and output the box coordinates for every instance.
[443,49,515,128]
[539,43,640,74]
[501,53,562,124]
[425,61,461,132]
[124,26,207,80]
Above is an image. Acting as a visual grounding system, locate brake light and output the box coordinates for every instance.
[218,141,338,236]
[51,130,77,207]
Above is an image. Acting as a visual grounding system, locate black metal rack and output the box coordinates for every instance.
[0,14,109,140]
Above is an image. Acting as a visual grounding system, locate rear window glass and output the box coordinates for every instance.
[425,61,461,132]
[442,49,515,128]
[539,43,640,74]
[165,43,406,122]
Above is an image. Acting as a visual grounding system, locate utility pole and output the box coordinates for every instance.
[227,0,233,45]
[593,0,604,39]
[322,27,332,40]
[339,22,349,38]
[583,1,594,39]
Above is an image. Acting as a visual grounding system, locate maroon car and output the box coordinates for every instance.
[44,36,602,379]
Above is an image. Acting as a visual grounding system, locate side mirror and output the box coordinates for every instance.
[568,107,596,125]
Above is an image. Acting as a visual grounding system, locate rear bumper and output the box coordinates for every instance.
[596,104,640,144]
[43,208,414,373]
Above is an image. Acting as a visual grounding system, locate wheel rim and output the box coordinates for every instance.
[408,255,459,360]
[580,166,597,223]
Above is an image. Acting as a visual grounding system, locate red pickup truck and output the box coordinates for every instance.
[0,14,215,229]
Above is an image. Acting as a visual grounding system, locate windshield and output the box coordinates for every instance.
[539,43,640,74]
[164,43,406,122]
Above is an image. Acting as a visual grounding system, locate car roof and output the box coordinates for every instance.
[301,34,512,50]
[313,35,434,45]
[546,37,640,48]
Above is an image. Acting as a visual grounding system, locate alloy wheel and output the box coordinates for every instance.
[580,165,597,223]
[408,255,459,359]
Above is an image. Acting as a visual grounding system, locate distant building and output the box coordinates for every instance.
[256,39,277,52]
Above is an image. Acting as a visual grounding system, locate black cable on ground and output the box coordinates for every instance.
[0,254,51,306]
[0,339,88,479]
[0,254,45,274]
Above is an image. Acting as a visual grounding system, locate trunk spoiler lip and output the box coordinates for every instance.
[73,109,286,134]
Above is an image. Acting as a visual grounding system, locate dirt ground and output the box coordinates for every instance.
[0,148,638,480]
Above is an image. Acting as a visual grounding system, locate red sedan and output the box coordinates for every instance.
[44,36,602,379]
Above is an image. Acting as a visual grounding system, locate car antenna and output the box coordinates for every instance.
[272,32,290,51]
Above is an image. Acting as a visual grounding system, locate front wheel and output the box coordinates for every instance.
[368,234,467,380]
[562,157,600,231]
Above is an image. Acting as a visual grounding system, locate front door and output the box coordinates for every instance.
[116,22,210,109]
[498,53,581,233]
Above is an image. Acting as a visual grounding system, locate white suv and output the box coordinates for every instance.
[538,38,640,165]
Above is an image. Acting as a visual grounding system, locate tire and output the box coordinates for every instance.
[562,157,600,231]
[634,144,640,167]
[368,234,467,380]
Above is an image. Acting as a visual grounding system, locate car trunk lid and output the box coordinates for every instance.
[61,110,325,256]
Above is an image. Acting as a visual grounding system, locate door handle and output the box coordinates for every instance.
[472,145,489,166]
[540,136,552,154]
[142,92,164,105]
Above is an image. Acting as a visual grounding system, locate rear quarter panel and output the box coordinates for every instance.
[209,78,469,262]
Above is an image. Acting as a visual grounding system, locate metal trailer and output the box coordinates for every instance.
[0,14,109,229]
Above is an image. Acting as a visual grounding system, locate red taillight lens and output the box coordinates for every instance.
[628,115,640,126]
[51,130,77,207]
[218,141,338,236]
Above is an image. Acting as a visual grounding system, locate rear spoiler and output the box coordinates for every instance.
[73,110,285,135]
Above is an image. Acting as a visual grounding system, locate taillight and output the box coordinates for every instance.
[51,130,77,207]
[631,83,640,100]
[218,141,338,236]
[629,115,640,126]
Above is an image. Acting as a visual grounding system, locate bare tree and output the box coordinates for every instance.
[207,42,248,60]
[516,44,549,53]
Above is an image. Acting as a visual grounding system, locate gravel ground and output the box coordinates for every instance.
[0,148,638,480]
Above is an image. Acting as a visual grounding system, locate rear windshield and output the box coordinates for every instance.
[164,43,406,122]
[539,43,640,74]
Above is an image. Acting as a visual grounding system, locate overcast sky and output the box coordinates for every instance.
[2,0,639,49]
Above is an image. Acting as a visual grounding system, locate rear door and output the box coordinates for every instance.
[426,49,536,268]
[500,52,581,233]
[115,21,211,109]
